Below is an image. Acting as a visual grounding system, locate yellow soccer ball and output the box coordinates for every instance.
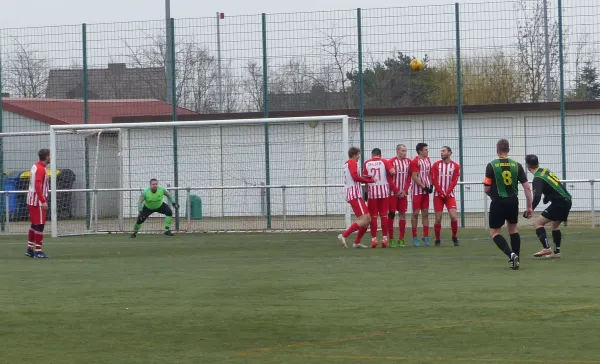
[410,58,424,72]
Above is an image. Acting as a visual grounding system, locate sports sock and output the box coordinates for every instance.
[552,230,562,253]
[535,227,550,249]
[434,224,441,240]
[423,225,429,237]
[388,216,395,240]
[509,233,521,257]
[133,223,142,234]
[381,216,389,239]
[399,220,406,240]
[411,226,417,238]
[27,228,35,250]
[165,216,173,230]
[492,234,512,258]
[451,220,458,238]
[355,227,368,244]
[370,217,378,238]
[342,223,360,238]
[34,230,44,251]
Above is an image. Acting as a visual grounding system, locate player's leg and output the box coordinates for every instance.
[489,201,518,269]
[339,199,367,248]
[388,196,397,247]
[379,198,390,248]
[447,197,459,246]
[367,199,379,247]
[26,205,38,257]
[549,200,570,258]
[157,203,174,235]
[533,212,553,258]
[131,206,153,237]
[506,201,521,269]
[411,195,421,247]
[398,197,408,247]
[28,205,49,258]
[433,196,444,246]
[421,195,431,246]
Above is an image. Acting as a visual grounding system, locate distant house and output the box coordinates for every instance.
[45,63,167,101]
[269,85,348,111]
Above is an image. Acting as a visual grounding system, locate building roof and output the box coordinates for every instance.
[45,63,167,101]
[2,98,195,125]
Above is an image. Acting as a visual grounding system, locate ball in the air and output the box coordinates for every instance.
[410,58,424,72]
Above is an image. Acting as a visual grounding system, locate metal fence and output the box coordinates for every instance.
[1,0,600,234]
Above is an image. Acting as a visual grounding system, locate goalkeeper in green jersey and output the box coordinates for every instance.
[131,178,179,238]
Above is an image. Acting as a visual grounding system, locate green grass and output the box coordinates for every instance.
[1,228,600,364]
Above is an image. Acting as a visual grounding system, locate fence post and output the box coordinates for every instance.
[357,8,365,164]
[93,190,99,233]
[591,180,595,228]
[557,0,567,227]
[186,187,191,231]
[0,56,4,232]
[262,13,272,229]
[282,186,287,231]
[455,3,465,228]
[4,193,9,233]
[82,23,91,231]
[169,18,180,231]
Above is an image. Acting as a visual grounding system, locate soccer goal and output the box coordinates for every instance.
[48,115,359,237]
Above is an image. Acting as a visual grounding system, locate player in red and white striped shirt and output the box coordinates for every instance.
[338,147,376,248]
[387,144,412,248]
[410,142,433,247]
[363,148,399,248]
[431,146,461,247]
[25,149,51,259]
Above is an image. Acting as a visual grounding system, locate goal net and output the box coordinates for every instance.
[48,116,359,237]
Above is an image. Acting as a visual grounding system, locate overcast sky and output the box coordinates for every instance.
[2,0,457,28]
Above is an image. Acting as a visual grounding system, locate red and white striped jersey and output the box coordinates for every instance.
[410,156,432,196]
[388,157,412,195]
[432,160,461,197]
[343,159,363,202]
[363,157,394,200]
[27,162,49,206]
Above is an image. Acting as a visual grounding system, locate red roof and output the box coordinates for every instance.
[2,98,195,125]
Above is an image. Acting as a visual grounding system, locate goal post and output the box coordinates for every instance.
[49,115,356,237]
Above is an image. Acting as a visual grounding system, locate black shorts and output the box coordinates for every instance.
[140,203,172,218]
[541,199,572,222]
[489,198,519,229]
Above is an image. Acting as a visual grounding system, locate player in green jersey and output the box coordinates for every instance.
[525,155,572,259]
[483,139,533,270]
[130,178,179,238]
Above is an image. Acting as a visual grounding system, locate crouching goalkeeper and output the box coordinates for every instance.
[131,178,179,237]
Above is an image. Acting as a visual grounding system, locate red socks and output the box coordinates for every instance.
[389,217,395,239]
[412,226,417,237]
[380,216,389,238]
[370,217,378,238]
[342,223,360,238]
[399,220,406,239]
[434,224,442,240]
[451,220,458,238]
[27,228,35,250]
[34,230,44,251]
[423,225,429,237]
[355,227,368,243]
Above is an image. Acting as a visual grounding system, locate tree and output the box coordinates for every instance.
[515,0,561,102]
[317,28,357,108]
[242,60,265,112]
[431,50,526,106]
[4,40,49,98]
[567,62,600,101]
[124,32,238,113]
[347,52,437,108]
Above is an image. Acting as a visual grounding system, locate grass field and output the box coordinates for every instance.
[1,228,600,364]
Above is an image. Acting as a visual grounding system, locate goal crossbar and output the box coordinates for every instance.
[48,115,351,237]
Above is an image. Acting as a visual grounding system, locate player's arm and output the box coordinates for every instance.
[531,177,544,210]
[350,161,374,183]
[483,163,493,196]
[403,166,412,194]
[431,162,444,196]
[162,187,179,209]
[34,167,47,205]
[137,191,146,212]
[410,159,426,189]
[384,160,399,194]
[446,164,460,195]
[518,164,533,215]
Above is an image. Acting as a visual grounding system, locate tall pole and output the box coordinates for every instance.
[83,23,91,230]
[543,0,552,101]
[558,0,566,181]
[0,49,4,232]
[216,12,224,113]
[357,8,365,164]
[262,13,272,229]
[165,0,173,105]
[455,3,465,228]
[170,18,180,231]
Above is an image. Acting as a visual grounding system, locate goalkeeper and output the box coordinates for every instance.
[131,178,179,237]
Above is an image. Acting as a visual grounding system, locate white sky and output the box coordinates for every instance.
[2,0,454,28]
